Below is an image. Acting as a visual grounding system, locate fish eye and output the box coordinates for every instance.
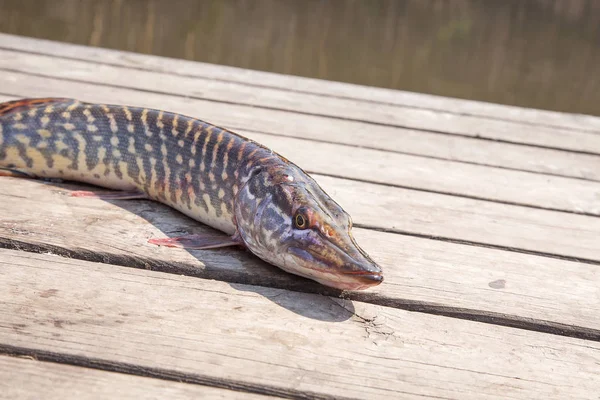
[294,212,308,229]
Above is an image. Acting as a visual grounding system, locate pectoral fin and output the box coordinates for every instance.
[148,233,243,250]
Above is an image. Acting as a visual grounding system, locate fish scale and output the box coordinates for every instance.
[0,98,271,234]
[0,98,384,290]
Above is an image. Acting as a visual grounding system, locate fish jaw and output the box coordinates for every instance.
[284,244,384,291]
[315,273,383,291]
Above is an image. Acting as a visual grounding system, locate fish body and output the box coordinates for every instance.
[0,98,383,290]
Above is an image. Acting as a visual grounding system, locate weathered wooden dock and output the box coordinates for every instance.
[0,33,599,399]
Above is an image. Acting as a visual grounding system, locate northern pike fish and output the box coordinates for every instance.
[0,98,383,290]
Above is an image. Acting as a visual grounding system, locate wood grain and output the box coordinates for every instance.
[1,32,599,133]
[1,75,599,216]
[1,178,599,334]
[1,248,600,400]
[0,356,272,400]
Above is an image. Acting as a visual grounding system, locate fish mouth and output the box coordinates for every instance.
[311,270,383,291]
[336,270,384,290]
[351,271,384,283]
[287,246,384,290]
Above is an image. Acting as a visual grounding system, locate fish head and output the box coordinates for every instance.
[234,167,383,290]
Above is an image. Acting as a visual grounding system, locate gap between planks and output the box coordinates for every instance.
[0,354,278,400]
[1,32,599,134]
[352,223,600,267]
[0,349,329,400]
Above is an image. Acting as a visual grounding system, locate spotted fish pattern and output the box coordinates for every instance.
[0,98,283,234]
[0,98,383,290]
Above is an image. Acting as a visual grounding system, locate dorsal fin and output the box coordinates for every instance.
[0,98,73,117]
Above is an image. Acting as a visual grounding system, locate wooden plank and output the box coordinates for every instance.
[1,249,600,400]
[1,76,599,216]
[1,178,599,334]
[0,355,272,400]
[2,66,598,186]
[0,250,600,399]
[1,47,600,156]
[1,32,599,133]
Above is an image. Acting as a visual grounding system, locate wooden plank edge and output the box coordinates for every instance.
[0,345,334,400]
[1,32,599,134]
[2,235,599,343]
[0,354,276,400]
[353,223,600,267]
[319,172,600,218]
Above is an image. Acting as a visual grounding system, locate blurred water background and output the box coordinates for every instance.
[0,0,598,115]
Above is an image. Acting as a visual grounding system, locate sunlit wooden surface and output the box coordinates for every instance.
[0,33,599,399]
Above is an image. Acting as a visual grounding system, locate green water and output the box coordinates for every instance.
[0,0,599,115]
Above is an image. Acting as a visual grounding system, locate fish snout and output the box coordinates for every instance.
[355,271,384,286]
[340,258,384,287]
